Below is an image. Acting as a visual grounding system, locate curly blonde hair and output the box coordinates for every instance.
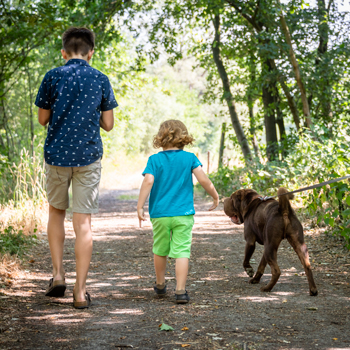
[153,120,194,149]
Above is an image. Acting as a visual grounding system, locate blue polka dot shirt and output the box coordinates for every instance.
[35,59,118,167]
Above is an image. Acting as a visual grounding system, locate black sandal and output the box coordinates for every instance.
[45,278,67,297]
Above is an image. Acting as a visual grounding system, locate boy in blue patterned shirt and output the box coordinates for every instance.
[35,27,118,309]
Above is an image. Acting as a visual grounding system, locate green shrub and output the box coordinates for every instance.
[0,226,38,257]
[208,125,350,248]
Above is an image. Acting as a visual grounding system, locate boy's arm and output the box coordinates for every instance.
[38,108,51,126]
[137,174,155,227]
[100,110,114,132]
[193,166,219,211]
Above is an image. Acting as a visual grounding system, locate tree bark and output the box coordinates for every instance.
[247,53,260,159]
[212,14,252,161]
[218,122,226,168]
[278,0,312,128]
[262,77,278,161]
[226,0,301,131]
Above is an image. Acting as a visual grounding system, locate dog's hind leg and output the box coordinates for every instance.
[249,255,267,284]
[260,243,282,292]
[287,234,318,296]
[243,240,256,277]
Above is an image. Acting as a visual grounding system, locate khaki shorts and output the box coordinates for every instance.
[45,159,101,214]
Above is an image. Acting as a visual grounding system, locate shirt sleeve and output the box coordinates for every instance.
[35,73,51,109]
[191,154,202,170]
[101,76,119,111]
[142,157,155,176]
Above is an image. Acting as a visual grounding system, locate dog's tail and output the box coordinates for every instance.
[277,187,294,235]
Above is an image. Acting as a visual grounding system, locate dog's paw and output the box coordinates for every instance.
[245,267,255,278]
[310,289,318,296]
[260,285,272,293]
[249,277,260,284]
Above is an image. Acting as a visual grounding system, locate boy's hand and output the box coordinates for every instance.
[138,208,146,228]
[208,197,219,211]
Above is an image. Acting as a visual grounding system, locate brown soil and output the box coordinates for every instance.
[1,190,350,350]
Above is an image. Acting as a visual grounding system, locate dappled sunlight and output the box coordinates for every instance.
[109,308,144,315]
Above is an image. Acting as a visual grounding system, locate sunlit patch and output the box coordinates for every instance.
[241,296,280,302]
[109,308,143,315]
[90,282,112,287]
[273,292,295,296]
[121,276,141,280]
[94,235,137,241]
[192,230,236,235]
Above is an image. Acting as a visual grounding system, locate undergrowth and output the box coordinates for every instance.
[0,226,38,257]
[206,127,350,249]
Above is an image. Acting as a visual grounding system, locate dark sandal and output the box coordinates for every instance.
[45,278,67,297]
[73,292,91,309]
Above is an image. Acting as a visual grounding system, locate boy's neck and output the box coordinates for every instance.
[65,54,89,62]
[162,146,181,151]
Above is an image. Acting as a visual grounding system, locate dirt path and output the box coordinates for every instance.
[1,190,350,350]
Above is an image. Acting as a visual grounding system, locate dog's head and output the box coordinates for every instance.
[223,189,259,225]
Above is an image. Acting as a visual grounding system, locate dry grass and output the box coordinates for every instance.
[0,254,21,288]
[0,199,48,235]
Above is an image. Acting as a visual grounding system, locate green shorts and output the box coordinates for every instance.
[151,215,194,259]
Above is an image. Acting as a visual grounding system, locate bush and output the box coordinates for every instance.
[0,226,37,257]
[207,126,350,248]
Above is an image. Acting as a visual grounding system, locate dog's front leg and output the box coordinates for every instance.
[243,240,256,277]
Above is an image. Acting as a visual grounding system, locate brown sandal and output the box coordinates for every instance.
[45,278,67,297]
[73,292,91,309]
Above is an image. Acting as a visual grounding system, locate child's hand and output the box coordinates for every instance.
[208,197,219,211]
[137,208,146,228]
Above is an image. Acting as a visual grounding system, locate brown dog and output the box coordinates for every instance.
[224,188,318,296]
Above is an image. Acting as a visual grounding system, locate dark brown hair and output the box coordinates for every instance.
[62,27,95,56]
[153,120,194,149]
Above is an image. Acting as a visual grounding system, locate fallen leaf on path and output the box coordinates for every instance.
[181,345,190,348]
[181,326,189,331]
[159,323,174,331]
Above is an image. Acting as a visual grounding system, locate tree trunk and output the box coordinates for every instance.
[218,122,226,168]
[247,54,260,159]
[317,0,332,124]
[262,78,278,161]
[26,65,35,156]
[212,14,252,161]
[278,1,312,128]
[248,105,260,159]
[226,0,301,131]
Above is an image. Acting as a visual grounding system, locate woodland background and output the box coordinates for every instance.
[0,0,350,254]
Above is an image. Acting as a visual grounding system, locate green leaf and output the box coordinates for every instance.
[159,323,174,331]
[346,196,350,206]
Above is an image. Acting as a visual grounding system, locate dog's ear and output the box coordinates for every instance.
[223,197,235,217]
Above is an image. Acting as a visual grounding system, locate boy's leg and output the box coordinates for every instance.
[151,217,171,287]
[175,258,189,291]
[73,213,93,302]
[169,216,194,292]
[71,159,101,303]
[47,205,66,281]
[175,257,189,291]
[45,163,71,287]
[154,254,167,285]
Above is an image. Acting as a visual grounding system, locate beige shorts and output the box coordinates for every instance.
[45,159,101,214]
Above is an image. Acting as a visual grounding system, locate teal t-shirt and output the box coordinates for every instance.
[142,150,202,218]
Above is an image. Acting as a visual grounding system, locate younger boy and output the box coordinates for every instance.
[137,120,219,304]
[35,27,118,308]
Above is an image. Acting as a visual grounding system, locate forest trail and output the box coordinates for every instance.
[1,190,350,350]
